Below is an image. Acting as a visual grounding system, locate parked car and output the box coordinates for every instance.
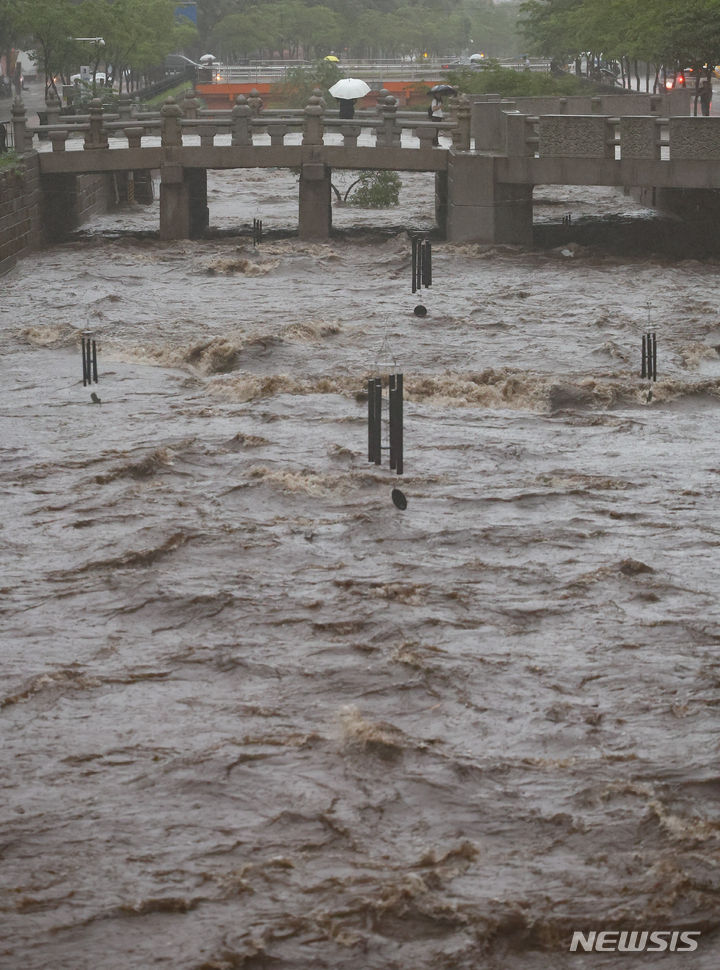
[70,72,107,85]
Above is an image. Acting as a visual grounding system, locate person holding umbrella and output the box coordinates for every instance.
[338,98,356,118]
[328,77,371,120]
[428,84,456,144]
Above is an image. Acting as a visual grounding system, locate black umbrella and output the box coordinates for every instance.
[429,84,457,96]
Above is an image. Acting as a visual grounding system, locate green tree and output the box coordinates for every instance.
[16,0,83,96]
[278,56,343,106]
[15,0,197,96]
[0,0,24,80]
[210,7,279,60]
[520,0,720,90]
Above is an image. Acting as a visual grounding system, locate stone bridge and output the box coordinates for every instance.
[10,87,720,244]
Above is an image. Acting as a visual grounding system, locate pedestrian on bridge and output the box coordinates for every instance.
[337,98,356,119]
[699,77,712,116]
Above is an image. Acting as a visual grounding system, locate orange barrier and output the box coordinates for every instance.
[196,78,438,110]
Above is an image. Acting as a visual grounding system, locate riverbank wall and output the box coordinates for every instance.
[0,154,41,276]
[0,153,118,275]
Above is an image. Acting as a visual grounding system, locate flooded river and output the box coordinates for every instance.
[1,169,719,969]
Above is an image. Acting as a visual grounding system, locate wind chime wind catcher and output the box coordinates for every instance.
[81,330,98,386]
[641,304,657,382]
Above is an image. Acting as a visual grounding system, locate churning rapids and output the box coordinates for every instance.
[1,169,720,970]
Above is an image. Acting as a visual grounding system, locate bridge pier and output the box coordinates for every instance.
[298,161,332,240]
[159,166,208,240]
[435,171,448,231]
[41,171,116,241]
[187,169,209,237]
[445,152,533,245]
[635,186,720,225]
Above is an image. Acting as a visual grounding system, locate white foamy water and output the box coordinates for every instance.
[1,171,719,970]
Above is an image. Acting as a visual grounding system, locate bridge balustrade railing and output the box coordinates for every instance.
[514,113,677,161]
[28,111,463,152]
[22,93,470,153]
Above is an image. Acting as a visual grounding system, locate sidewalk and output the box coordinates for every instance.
[0,80,46,126]
[17,80,46,123]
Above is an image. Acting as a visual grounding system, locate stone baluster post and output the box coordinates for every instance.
[341,125,360,148]
[416,124,436,151]
[269,125,288,147]
[199,127,217,148]
[117,97,133,120]
[12,99,29,152]
[180,93,199,119]
[49,130,69,152]
[312,87,327,111]
[124,126,144,149]
[248,89,263,116]
[45,94,61,126]
[84,98,108,149]
[161,97,183,148]
[231,95,252,146]
[377,95,399,147]
[454,95,471,150]
[303,93,324,146]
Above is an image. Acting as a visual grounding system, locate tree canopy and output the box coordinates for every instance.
[1,0,526,79]
[520,0,720,87]
[1,0,198,92]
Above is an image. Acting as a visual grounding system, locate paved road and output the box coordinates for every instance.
[0,79,46,125]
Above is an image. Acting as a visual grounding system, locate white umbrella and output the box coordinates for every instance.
[199,54,217,64]
[328,78,371,99]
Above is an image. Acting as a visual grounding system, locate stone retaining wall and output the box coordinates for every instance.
[42,168,117,241]
[0,154,42,275]
[0,152,117,275]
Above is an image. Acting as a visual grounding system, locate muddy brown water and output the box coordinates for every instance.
[1,169,719,969]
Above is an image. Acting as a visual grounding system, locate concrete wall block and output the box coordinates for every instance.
[471,101,512,151]
[0,154,44,266]
[539,115,613,158]
[448,152,496,204]
[667,88,692,115]
[620,117,660,159]
[669,117,720,159]
[446,203,497,243]
[160,180,190,240]
[298,162,331,239]
[504,113,533,157]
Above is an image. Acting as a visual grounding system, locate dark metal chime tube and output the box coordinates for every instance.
[650,331,657,381]
[253,217,263,247]
[389,372,404,475]
[641,333,647,378]
[82,332,98,386]
[368,377,382,465]
[82,334,89,386]
[368,373,403,474]
[411,237,432,293]
[373,378,382,464]
[422,240,432,288]
[641,331,657,381]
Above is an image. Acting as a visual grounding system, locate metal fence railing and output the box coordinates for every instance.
[0,118,13,152]
[207,57,551,85]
